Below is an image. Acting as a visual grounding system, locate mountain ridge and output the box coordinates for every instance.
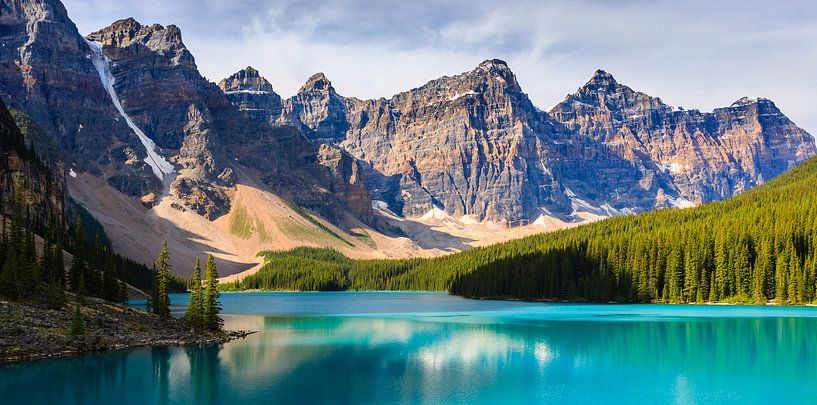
[224,60,814,225]
[1,0,814,275]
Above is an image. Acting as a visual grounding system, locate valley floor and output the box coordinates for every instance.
[0,295,254,363]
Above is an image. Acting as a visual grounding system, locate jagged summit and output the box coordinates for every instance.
[218,66,275,94]
[89,18,184,48]
[301,72,332,92]
[478,58,509,69]
[730,96,772,108]
[88,17,194,69]
[473,58,516,82]
[588,69,617,85]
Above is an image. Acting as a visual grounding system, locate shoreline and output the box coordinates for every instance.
[214,289,817,307]
[0,296,257,365]
[1,329,257,365]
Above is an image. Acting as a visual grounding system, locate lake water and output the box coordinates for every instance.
[2,292,817,404]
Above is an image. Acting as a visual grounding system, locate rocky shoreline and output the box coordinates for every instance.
[0,295,256,364]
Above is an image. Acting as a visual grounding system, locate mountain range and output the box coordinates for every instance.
[0,0,814,276]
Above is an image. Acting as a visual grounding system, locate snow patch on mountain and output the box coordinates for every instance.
[420,205,451,221]
[85,39,175,181]
[666,195,696,209]
[372,200,399,217]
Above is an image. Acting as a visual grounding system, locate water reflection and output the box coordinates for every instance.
[2,303,817,404]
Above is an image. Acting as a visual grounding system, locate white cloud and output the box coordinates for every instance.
[63,0,817,134]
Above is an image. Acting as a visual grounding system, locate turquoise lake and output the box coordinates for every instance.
[2,292,817,404]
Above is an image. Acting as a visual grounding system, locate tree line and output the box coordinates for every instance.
[0,175,130,306]
[222,156,817,305]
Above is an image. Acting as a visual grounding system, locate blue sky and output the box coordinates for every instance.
[64,0,817,134]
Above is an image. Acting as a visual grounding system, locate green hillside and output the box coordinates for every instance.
[223,156,817,305]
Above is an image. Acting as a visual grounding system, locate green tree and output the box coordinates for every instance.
[202,254,222,332]
[184,258,204,333]
[153,241,171,319]
[47,277,67,309]
[69,216,86,292]
[70,304,85,336]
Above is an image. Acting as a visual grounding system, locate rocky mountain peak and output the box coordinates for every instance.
[561,69,666,114]
[477,58,509,70]
[88,18,194,69]
[472,58,517,86]
[587,69,618,87]
[730,97,772,108]
[218,66,275,94]
[300,72,333,93]
[286,72,348,139]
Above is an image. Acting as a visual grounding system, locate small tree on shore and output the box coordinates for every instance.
[202,254,222,332]
[153,241,171,319]
[184,258,204,333]
[70,304,85,336]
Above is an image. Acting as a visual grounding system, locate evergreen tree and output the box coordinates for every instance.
[69,216,85,292]
[52,217,65,286]
[153,241,171,319]
[0,257,18,300]
[70,304,85,336]
[184,258,204,333]
[47,277,67,309]
[202,254,222,332]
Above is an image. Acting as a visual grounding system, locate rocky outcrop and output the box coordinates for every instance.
[3,0,813,237]
[338,59,572,223]
[281,72,350,140]
[0,98,63,223]
[218,66,284,126]
[550,70,816,203]
[314,144,373,224]
[0,294,254,363]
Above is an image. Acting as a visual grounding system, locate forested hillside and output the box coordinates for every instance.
[223,155,817,305]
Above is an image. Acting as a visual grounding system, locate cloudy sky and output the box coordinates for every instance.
[63,0,817,134]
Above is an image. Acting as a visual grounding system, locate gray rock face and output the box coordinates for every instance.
[225,61,674,224]
[550,70,816,203]
[282,72,350,140]
[0,0,157,192]
[87,18,231,217]
[0,99,63,223]
[4,0,814,234]
[87,18,372,224]
[218,67,284,126]
[222,62,815,225]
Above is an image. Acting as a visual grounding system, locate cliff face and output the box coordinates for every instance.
[0,98,63,224]
[222,61,683,224]
[86,18,231,217]
[550,70,816,203]
[339,59,572,223]
[218,67,284,126]
[222,63,815,225]
[87,19,372,224]
[0,0,157,195]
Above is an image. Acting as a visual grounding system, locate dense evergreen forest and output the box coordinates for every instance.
[222,156,817,305]
[0,104,184,305]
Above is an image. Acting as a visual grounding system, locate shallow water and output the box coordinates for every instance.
[2,292,817,404]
